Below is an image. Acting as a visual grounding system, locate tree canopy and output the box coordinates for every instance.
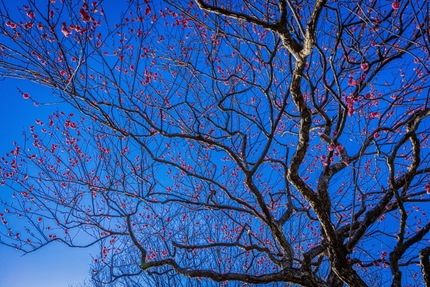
[0,0,430,286]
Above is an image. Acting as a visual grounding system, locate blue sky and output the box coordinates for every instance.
[0,242,92,287]
[0,80,93,286]
[0,0,428,286]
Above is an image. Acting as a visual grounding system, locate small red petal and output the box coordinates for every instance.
[361,63,369,71]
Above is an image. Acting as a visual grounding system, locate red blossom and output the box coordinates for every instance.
[361,63,369,71]
[23,22,33,30]
[369,112,381,119]
[80,8,91,22]
[6,21,18,29]
[61,22,72,37]
[26,11,35,19]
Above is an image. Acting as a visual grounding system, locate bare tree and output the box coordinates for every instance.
[0,0,429,286]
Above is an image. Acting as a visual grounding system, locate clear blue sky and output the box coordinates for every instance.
[0,80,94,286]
